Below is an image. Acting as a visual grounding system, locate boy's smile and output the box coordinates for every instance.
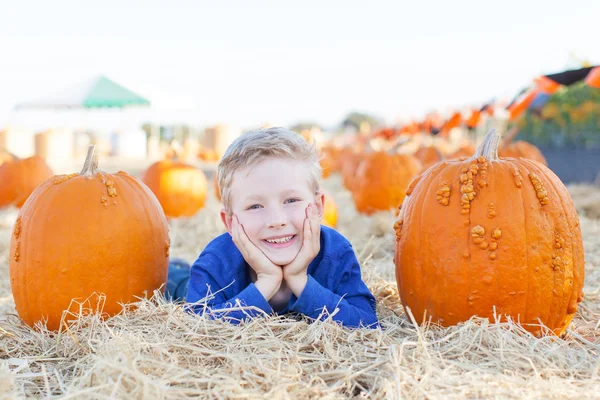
[221,157,324,266]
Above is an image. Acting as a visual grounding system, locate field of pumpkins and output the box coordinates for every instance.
[0,130,599,398]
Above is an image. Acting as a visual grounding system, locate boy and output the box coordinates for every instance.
[167,127,378,328]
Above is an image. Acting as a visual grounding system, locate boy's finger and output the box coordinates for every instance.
[233,217,252,258]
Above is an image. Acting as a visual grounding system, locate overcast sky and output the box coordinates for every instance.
[1,0,598,130]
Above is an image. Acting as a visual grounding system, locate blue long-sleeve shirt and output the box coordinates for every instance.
[185,225,379,328]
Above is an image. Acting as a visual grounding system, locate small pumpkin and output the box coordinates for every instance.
[319,147,337,178]
[394,129,584,337]
[142,159,208,218]
[499,140,547,166]
[0,155,54,208]
[446,144,476,160]
[498,127,547,166]
[321,190,338,228]
[341,151,364,193]
[353,151,421,215]
[9,146,170,331]
[214,172,221,202]
[414,146,444,171]
[197,148,220,162]
[0,151,14,167]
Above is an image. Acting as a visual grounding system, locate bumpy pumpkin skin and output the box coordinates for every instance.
[499,140,547,166]
[0,156,54,208]
[393,130,584,337]
[142,160,208,218]
[353,152,422,215]
[9,149,170,331]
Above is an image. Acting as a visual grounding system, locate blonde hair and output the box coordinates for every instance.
[217,127,322,214]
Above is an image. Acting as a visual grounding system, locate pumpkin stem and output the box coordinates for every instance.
[80,145,99,176]
[473,129,500,161]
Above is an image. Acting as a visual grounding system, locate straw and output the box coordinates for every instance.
[0,175,598,399]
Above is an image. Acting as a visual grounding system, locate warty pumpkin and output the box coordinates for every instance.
[142,159,208,218]
[9,146,170,331]
[393,129,584,337]
[0,155,54,208]
[353,151,422,215]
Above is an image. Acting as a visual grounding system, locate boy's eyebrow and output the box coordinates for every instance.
[242,190,304,202]
[276,190,307,198]
[243,194,264,201]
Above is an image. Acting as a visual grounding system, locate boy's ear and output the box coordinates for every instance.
[220,209,233,234]
[315,192,325,219]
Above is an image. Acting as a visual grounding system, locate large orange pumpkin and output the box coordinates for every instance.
[0,155,54,208]
[142,159,208,217]
[394,129,584,337]
[353,152,422,215]
[9,146,170,331]
[499,140,547,166]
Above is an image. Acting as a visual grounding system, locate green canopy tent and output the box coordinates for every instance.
[14,75,150,109]
[10,76,151,161]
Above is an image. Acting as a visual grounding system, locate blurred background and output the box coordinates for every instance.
[1,0,599,182]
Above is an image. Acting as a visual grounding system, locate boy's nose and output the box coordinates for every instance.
[266,209,288,228]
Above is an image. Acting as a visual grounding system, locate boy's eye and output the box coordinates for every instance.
[285,198,301,204]
[247,204,262,210]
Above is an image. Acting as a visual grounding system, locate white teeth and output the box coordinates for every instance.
[265,236,293,244]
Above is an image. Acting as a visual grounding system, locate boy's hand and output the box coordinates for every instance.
[283,203,321,296]
[231,215,282,300]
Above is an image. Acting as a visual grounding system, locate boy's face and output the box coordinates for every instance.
[220,157,324,266]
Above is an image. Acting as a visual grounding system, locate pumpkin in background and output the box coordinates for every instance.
[341,151,363,193]
[142,159,208,218]
[0,155,54,208]
[414,146,444,171]
[0,151,14,167]
[321,190,338,228]
[197,148,220,162]
[319,147,337,178]
[446,144,476,160]
[394,129,584,337]
[214,172,221,202]
[335,147,353,172]
[353,152,421,215]
[499,140,547,166]
[9,146,170,331]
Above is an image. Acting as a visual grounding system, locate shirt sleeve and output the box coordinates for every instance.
[185,252,274,323]
[288,249,379,328]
